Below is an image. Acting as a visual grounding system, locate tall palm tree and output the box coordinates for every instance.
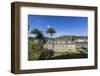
[46,26,56,51]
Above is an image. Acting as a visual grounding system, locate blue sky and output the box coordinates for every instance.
[28,15,88,37]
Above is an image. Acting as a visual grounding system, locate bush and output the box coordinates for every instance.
[28,39,44,60]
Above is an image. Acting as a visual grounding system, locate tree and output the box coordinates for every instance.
[46,26,56,51]
[31,28,45,43]
[71,35,75,43]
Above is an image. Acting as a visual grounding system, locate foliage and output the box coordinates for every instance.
[46,27,56,37]
[31,28,45,43]
[28,38,44,60]
[28,37,54,60]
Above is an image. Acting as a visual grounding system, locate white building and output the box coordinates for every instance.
[44,39,87,52]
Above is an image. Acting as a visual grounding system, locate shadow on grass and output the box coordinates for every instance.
[39,49,54,60]
[48,52,88,60]
[29,49,88,60]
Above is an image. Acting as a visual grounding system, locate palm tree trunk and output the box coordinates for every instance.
[52,38,54,51]
[51,36,54,51]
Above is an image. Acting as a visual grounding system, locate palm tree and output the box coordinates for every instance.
[46,26,56,51]
[31,28,45,44]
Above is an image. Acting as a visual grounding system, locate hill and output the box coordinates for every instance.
[54,35,88,41]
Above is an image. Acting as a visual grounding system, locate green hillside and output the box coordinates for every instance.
[54,35,88,41]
